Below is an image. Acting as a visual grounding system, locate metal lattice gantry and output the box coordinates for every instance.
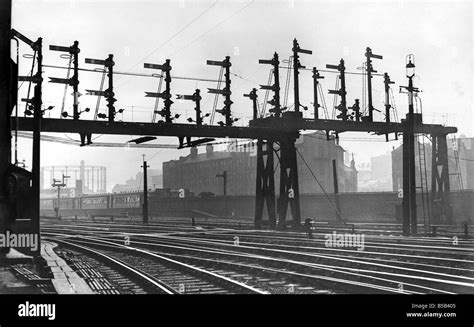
[6,17,458,243]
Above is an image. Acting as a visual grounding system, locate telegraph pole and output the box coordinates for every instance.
[216,171,227,217]
[332,159,342,222]
[141,155,149,224]
[52,174,69,219]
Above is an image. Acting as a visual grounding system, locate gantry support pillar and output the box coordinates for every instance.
[254,139,276,229]
[402,114,417,236]
[277,137,301,228]
[430,134,452,224]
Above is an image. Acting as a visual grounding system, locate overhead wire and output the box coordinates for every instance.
[283,56,292,108]
[93,70,106,121]
[262,69,273,116]
[231,72,259,86]
[279,65,384,76]
[167,0,255,58]
[361,62,367,115]
[114,1,218,88]
[331,77,339,120]
[129,1,217,71]
[389,87,399,122]
[43,64,219,83]
[23,51,37,116]
[295,148,345,220]
[60,56,73,118]
[317,83,329,119]
[152,75,164,123]
[210,67,224,125]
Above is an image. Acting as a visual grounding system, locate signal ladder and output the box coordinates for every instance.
[450,135,464,190]
[416,134,431,235]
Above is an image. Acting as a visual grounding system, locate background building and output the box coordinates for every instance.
[456,138,474,189]
[112,170,163,193]
[163,132,357,196]
[355,162,373,192]
[366,153,393,191]
[391,136,474,192]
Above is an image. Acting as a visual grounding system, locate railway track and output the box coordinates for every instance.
[42,220,474,294]
[42,215,473,238]
[47,237,266,294]
[47,235,394,294]
[41,219,474,261]
[94,234,473,294]
[51,239,177,294]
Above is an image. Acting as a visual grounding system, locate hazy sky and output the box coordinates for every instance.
[11,0,473,190]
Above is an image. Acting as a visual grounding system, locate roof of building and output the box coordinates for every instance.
[165,131,348,166]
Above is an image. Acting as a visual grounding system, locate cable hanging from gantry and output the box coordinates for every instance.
[210,67,224,125]
[295,147,345,220]
[279,65,385,76]
[317,82,329,119]
[42,64,220,83]
[143,60,179,124]
[151,74,164,123]
[21,51,37,117]
[93,70,106,121]
[259,52,282,118]
[58,55,72,118]
[206,56,238,127]
[261,69,273,117]
[330,75,339,120]
[389,86,399,123]
[283,56,292,109]
[84,54,121,125]
[48,41,81,120]
[361,61,367,116]
[311,67,324,120]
